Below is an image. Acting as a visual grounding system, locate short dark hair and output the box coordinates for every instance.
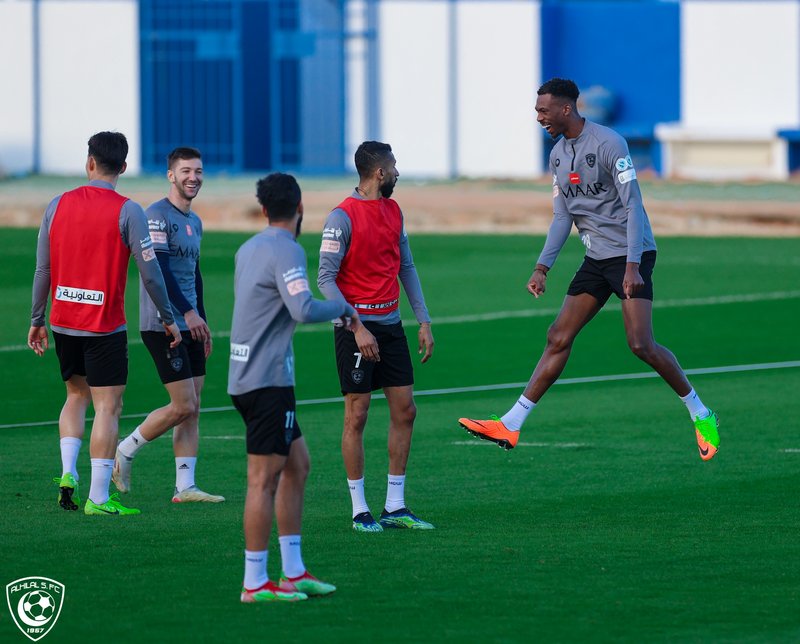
[256,172,301,221]
[87,131,128,175]
[354,141,392,179]
[537,78,580,103]
[167,146,202,169]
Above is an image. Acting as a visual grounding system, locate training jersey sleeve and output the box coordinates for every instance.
[599,135,647,263]
[195,261,206,320]
[121,201,175,325]
[397,215,431,323]
[317,208,352,304]
[147,201,192,313]
[30,196,60,326]
[536,158,575,269]
[278,240,349,323]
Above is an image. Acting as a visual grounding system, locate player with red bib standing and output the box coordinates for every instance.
[318,141,435,532]
[28,131,180,516]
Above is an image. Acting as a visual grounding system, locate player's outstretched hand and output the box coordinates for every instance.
[418,323,434,363]
[527,266,548,298]
[163,322,183,348]
[27,325,48,356]
[341,310,360,332]
[184,309,211,344]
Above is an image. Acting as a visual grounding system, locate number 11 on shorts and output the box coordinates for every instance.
[285,411,295,429]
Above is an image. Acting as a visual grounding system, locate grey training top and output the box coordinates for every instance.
[30,179,174,336]
[317,190,431,325]
[537,119,657,268]
[228,226,354,395]
[139,198,202,332]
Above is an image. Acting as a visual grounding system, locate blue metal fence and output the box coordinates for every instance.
[140,0,344,174]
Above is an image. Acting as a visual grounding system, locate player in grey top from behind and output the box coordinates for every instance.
[459,78,720,461]
[114,147,224,504]
[27,131,180,517]
[231,173,356,603]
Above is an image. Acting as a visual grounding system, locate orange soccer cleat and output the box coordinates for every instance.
[458,416,519,450]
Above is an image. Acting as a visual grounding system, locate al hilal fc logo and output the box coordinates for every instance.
[6,577,64,641]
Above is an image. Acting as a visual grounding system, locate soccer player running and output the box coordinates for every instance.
[318,141,435,533]
[113,147,224,503]
[231,173,356,603]
[28,131,181,516]
[459,78,720,460]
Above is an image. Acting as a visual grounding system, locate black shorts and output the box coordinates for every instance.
[53,331,128,387]
[334,321,414,394]
[141,330,206,384]
[230,386,302,456]
[567,250,657,305]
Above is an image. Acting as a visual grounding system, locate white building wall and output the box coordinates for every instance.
[456,1,539,177]
[39,0,140,174]
[682,1,800,130]
[376,0,541,178]
[657,1,800,179]
[0,1,34,175]
[378,1,451,176]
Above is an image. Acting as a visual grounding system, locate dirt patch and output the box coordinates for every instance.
[2,181,799,236]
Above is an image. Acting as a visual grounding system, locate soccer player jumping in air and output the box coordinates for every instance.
[459,78,720,460]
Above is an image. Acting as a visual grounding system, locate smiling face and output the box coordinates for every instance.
[168,156,204,202]
[535,93,572,139]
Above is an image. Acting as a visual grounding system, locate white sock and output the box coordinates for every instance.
[118,426,148,459]
[243,550,268,590]
[501,395,535,431]
[384,474,406,513]
[279,535,305,579]
[88,458,114,504]
[348,478,370,518]
[680,388,710,420]
[60,437,81,480]
[175,457,197,492]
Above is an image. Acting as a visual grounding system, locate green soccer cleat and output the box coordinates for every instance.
[240,581,307,603]
[379,508,435,530]
[84,493,141,516]
[352,511,383,533]
[279,571,336,597]
[694,410,720,461]
[53,473,81,511]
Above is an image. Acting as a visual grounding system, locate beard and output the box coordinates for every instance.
[295,214,303,238]
[176,181,201,202]
[380,180,395,199]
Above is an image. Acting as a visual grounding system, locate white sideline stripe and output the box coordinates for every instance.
[452,440,590,448]
[5,289,800,354]
[779,449,800,453]
[2,359,798,430]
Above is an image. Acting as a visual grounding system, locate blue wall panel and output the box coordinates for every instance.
[540,0,681,172]
[140,0,343,174]
[242,1,273,169]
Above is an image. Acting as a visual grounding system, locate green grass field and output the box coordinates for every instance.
[1,228,799,643]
